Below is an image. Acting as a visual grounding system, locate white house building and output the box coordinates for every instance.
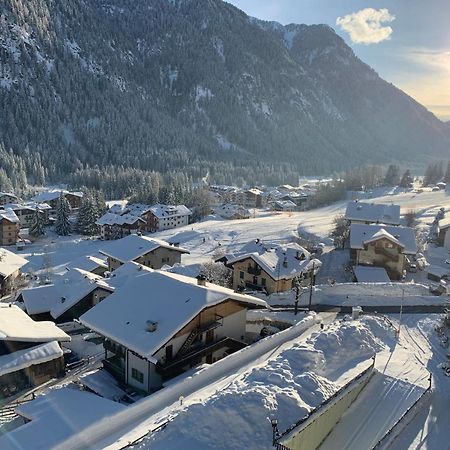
[80,271,267,392]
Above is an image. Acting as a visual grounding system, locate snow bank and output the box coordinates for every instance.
[268,282,447,307]
[139,317,392,450]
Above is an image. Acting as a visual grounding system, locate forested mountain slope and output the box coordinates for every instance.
[1,0,449,191]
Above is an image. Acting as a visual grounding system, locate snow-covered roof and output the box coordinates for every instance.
[246,188,263,196]
[0,304,70,342]
[99,234,189,263]
[5,202,52,212]
[31,190,83,203]
[0,388,125,450]
[353,266,391,283]
[363,229,404,248]
[274,200,297,208]
[124,203,154,216]
[438,217,450,231]
[0,192,17,199]
[350,224,417,255]
[0,208,19,223]
[95,212,144,226]
[345,201,401,225]
[80,271,267,360]
[225,243,320,281]
[0,341,63,377]
[215,204,251,219]
[21,269,112,318]
[102,261,154,289]
[0,248,28,278]
[65,255,108,273]
[149,203,192,219]
[425,265,450,278]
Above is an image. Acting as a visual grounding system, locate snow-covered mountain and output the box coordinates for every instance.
[1,0,449,186]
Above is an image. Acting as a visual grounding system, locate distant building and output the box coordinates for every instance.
[226,243,321,294]
[0,192,18,206]
[215,204,251,220]
[96,212,145,240]
[147,204,192,232]
[80,271,266,392]
[350,224,417,280]
[0,210,20,245]
[244,189,263,208]
[273,200,297,212]
[0,248,28,297]
[99,234,189,271]
[31,190,83,213]
[345,201,401,226]
[3,203,51,229]
[0,305,70,399]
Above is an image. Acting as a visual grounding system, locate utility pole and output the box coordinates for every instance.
[308,261,315,311]
[294,282,299,315]
[398,287,405,338]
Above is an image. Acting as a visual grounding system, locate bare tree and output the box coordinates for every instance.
[330,215,350,249]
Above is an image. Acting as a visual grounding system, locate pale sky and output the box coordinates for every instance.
[227,0,450,121]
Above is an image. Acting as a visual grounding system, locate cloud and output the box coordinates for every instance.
[336,8,395,45]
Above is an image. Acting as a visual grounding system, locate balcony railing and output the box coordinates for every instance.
[103,358,125,383]
[247,265,262,276]
[156,337,247,379]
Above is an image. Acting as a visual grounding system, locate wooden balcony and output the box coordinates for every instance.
[247,265,262,276]
[156,337,247,379]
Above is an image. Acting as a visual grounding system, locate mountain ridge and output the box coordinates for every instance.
[0,0,448,191]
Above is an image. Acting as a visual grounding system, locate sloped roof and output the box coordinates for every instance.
[0,209,20,223]
[95,212,144,227]
[345,201,401,225]
[215,204,251,218]
[227,243,320,281]
[80,271,266,360]
[21,269,111,318]
[31,190,83,203]
[0,304,70,342]
[0,192,17,199]
[0,341,63,377]
[350,223,417,254]
[0,388,125,450]
[99,234,189,263]
[363,229,404,248]
[149,203,192,219]
[0,248,28,278]
[65,255,108,273]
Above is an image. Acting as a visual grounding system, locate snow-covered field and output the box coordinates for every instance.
[13,188,450,281]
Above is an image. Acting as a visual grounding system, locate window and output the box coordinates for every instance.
[261,278,266,286]
[239,271,244,279]
[131,367,144,383]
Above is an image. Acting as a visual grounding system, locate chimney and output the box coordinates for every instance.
[283,256,288,268]
[146,321,158,332]
[197,274,207,286]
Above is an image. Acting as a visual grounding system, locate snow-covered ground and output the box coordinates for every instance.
[10,188,450,283]
[128,315,427,450]
[266,282,447,307]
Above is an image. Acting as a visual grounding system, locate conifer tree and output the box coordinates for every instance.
[29,208,45,238]
[399,169,413,188]
[76,193,100,236]
[55,193,71,236]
